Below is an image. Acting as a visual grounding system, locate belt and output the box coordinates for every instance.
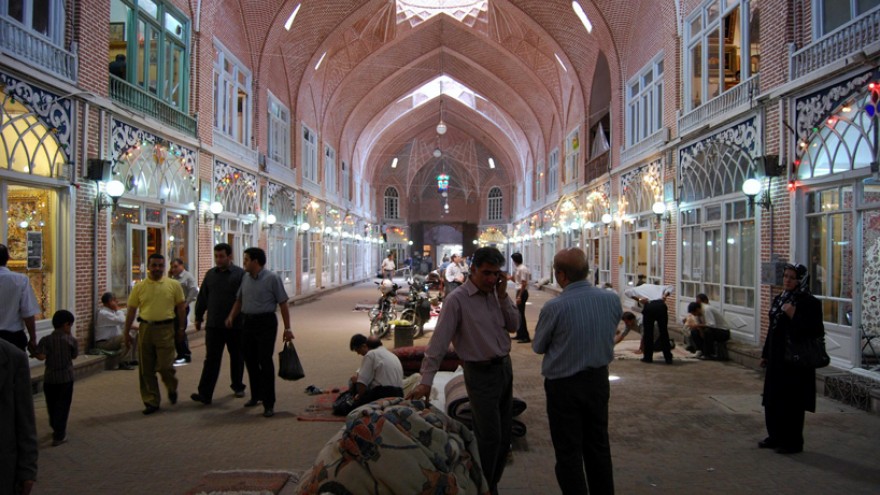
[465,354,509,366]
[243,312,275,318]
[137,317,174,325]
[95,339,108,343]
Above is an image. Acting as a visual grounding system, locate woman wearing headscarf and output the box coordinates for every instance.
[760,263,824,454]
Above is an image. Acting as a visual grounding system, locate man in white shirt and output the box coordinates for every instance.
[381,252,396,280]
[444,254,465,296]
[0,243,40,355]
[510,252,532,343]
[349,334,404,407]
[624,283,674,364]
[170,258,199,364]
[95,292,136,370]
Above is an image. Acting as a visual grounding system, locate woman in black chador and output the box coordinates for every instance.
[760,263,824,454]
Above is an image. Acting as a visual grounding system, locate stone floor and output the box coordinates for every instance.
[28,280,880,494]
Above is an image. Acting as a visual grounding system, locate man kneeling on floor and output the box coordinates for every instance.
[349,334,404,407]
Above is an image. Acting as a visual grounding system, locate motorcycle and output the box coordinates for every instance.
[399,277,432,338]
[368,280,398,338]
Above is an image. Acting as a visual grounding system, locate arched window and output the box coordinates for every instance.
[488,187,503,221]
[384,187,399,219]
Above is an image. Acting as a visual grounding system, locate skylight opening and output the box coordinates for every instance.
[554,53,568,72]
[315,51,327,70]
[391,158,398,169]
[572,1,593,33]
[488,158,495,169]
[284,4,301,31]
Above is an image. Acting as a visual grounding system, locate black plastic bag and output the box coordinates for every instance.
[332,390,356,416]
[278,342,305,380]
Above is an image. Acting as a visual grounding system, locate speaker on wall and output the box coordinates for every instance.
[86,159,112,181]
[757,155,781,177]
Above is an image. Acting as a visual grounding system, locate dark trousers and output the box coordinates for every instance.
[353,385,404,408]
[462,356,513,495]
[545,367,614,495]
[515,289,529,341]
[175,306,191,360]
[765,399,805,450]
[642,300,672,363]
[44,381,74,441]
[197,326,246,400]
[0,330,28,351]
[242,314,278,408]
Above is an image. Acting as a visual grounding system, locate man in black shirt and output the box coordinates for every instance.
[109,54,126,79]
[190,243,246,404]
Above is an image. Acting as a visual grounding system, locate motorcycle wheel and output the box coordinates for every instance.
[370,316,389,338]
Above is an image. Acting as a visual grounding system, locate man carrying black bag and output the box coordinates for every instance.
[278,341,304,381]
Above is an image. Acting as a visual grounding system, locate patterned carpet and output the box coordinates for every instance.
[297,390,347,422]
[183,470,299,495]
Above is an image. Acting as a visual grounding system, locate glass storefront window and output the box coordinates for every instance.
[166,211,188,261]
[110,204,141,296]
[806,186,854,326]
[3,184,57,320]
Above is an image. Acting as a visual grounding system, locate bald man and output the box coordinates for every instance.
[533,248,620,495]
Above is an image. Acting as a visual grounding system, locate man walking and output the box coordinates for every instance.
[124,253,186,415]
[381,251,396,280]
[409,247,519,495]
[170,258,198,364]
[444,253,464,297]
[191,243,246,405]
[510,252,531,343]
[0,243,40,355]
[533,248,620,495]
[225,247,292,418]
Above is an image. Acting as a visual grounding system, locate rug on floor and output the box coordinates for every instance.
[614,339,697,360]
[297,390,347,422]
[183,470,299,495]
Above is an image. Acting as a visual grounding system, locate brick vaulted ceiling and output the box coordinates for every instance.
[229,0,674,197]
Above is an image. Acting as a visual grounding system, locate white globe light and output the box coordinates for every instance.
[266,214,277,225]
[105,179,125,198]
[652,201,667,215]
[436,120,447,135]
[569,221,580,230]
[549,227,558,235]
[19,220,29,228]
[299,222,311,232]
[324,226,333,234]
[742,177,762,196]
[209,201,224,215]
[601,213,613,224]
[433,148,442,158]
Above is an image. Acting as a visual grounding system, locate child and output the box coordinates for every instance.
[684,302,708,358]
[35,310,78,446]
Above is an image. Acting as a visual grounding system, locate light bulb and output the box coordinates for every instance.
[436,120,447,135]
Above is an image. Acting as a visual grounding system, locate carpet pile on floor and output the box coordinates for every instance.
[184,470,299,495]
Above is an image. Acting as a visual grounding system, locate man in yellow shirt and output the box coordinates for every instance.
[124,253,186,415]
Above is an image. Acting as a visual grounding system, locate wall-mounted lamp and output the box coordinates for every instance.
[299,221,311,233]
[601,212,613,225]
[98,179,125,210]
[652,200,671,223]
[205,201,224,223]
[742,177,772,210]
[262,213,276,230]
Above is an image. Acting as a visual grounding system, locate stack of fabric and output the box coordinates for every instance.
[391,345,463,375]
[444,374,528,438]
[295,398,490,495]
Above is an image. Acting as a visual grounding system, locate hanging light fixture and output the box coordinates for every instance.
[437,173,450,192]
[436,100,447,135]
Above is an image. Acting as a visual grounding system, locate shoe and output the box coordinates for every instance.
[169,391,178,405]
[233,389,246,398]
[263,408,275,418]
[516,338,531,343]
[52,436,68,447]
[775,446,803,454]
[758,438,777,449]
[244,399,260,407]
[191,393,212,405]
[173,358,189,366]
[142,404,160,415]
[695,350,704,358]
[117,362,135,370]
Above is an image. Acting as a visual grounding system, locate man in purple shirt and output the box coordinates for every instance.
[409,247,519,495]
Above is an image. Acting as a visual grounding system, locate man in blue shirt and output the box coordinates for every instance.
[533,247,621,495]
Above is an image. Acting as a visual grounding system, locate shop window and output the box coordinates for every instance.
[384,186,399,219]
[565,129,580,183]
[302,125,317,183]
[487,187,503,221]
[626,54,664,147]
[796,92,874,179]
[108,0,189,109]
[3,184,57,320]
[324,145,336,197]
[2,0,66,45]
[547,149,559,195]
[213,39,251,146]
[816,0,880,37]
[806,186,855,326]
[0,91,65,178]
[267,93,290,167]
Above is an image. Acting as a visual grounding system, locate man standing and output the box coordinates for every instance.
[510,252,531,343]
[381,252,396,280]
[0,243,39,355]
[624,283,674,364]
[124,253,186,415]
[444,253,465,297]
[533,248,620,495]
[0,338,38,495]
[409,247,519,495]
[95,292,136,370]
[191,243,246,404]
[225,247,292,418]
[170,258,198,364]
